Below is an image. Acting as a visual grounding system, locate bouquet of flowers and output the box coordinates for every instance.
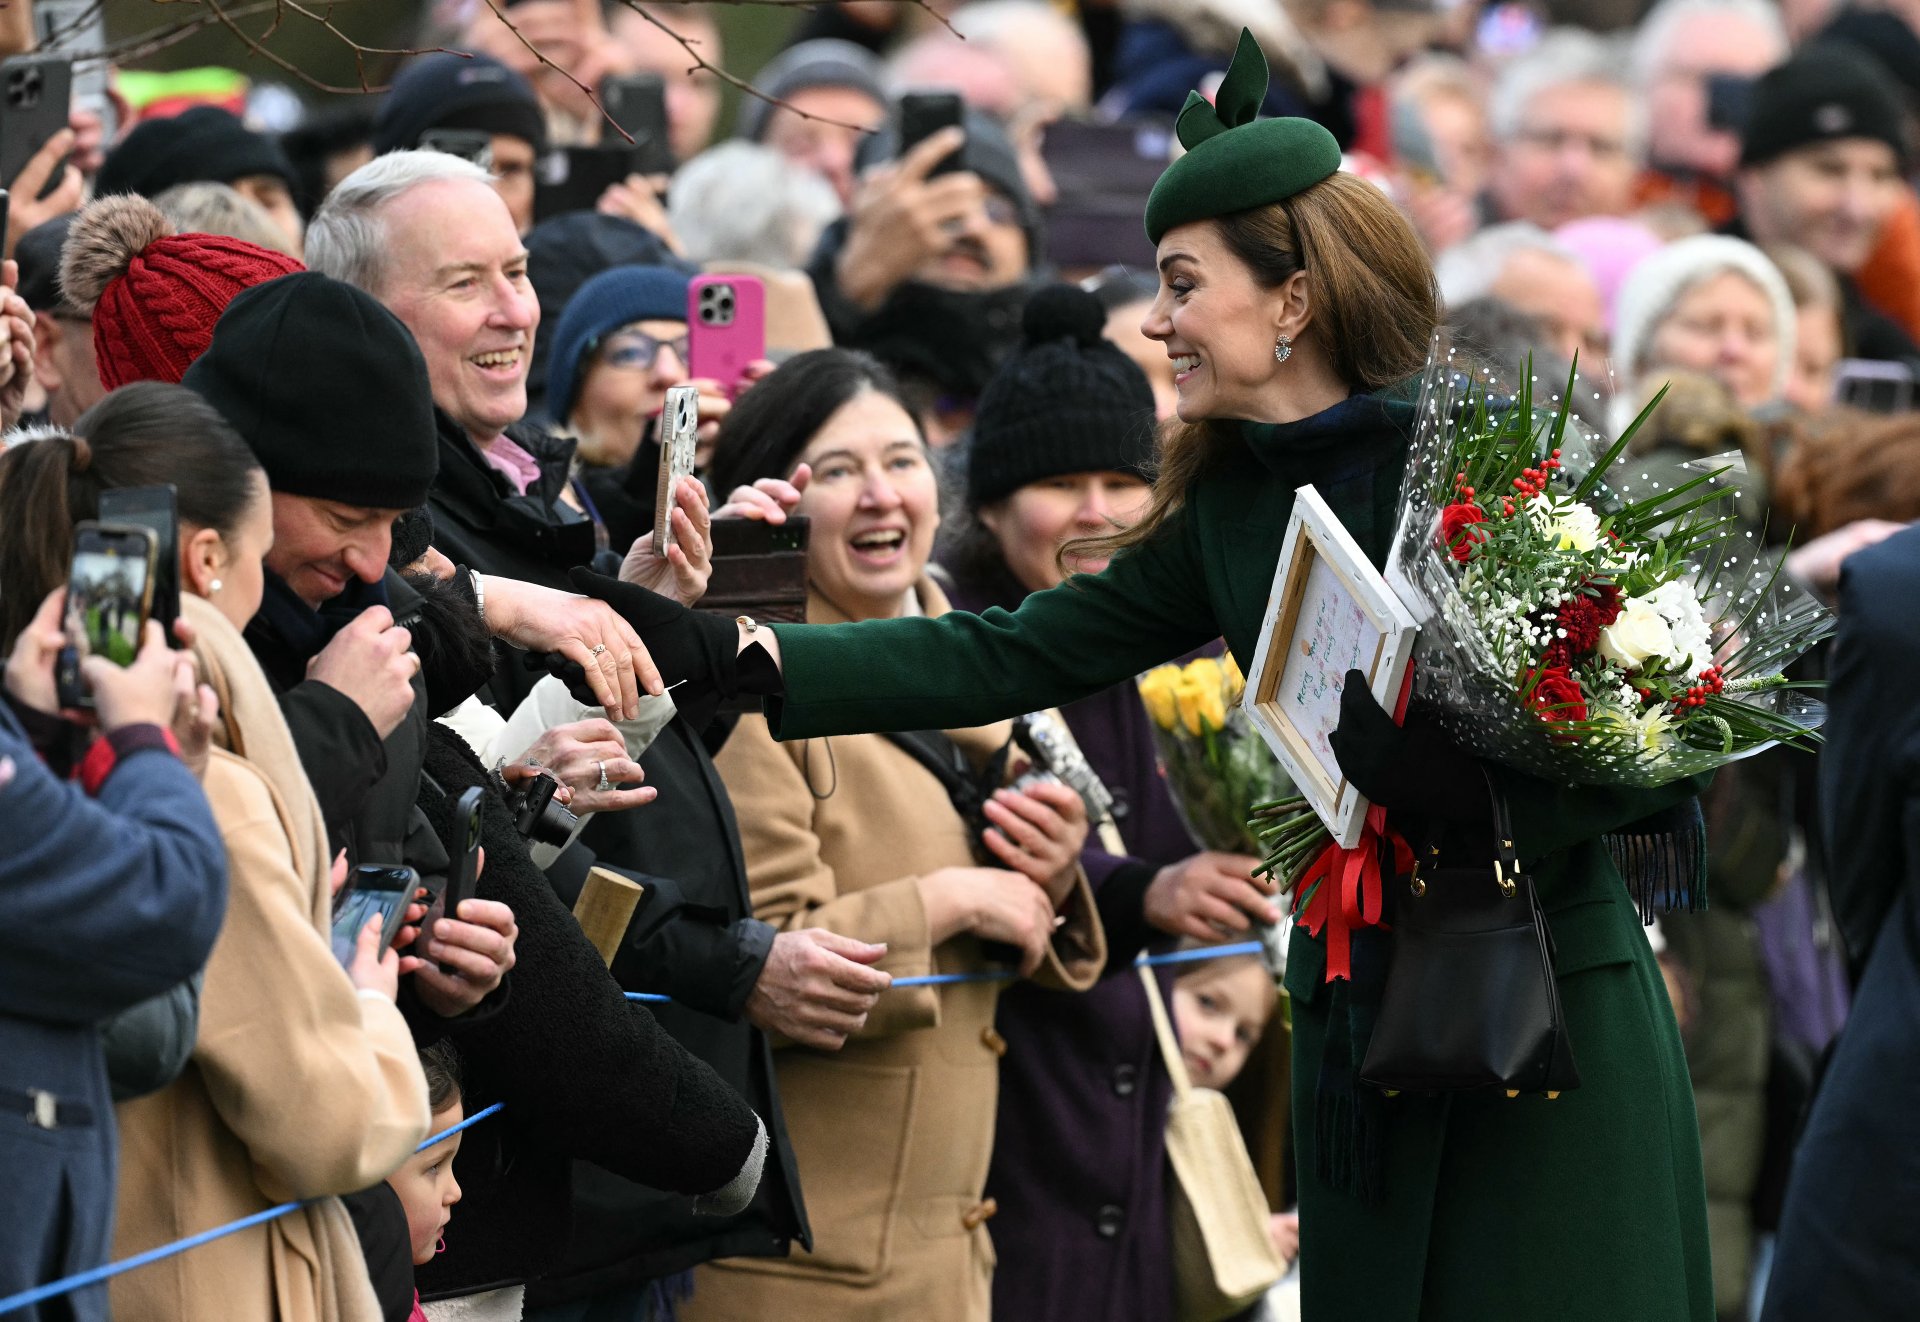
[1138,655,1295,854]
[1256,349,1832,896]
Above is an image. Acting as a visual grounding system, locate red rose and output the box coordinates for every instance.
[1440,502,1487,562]
[1525,666,1589,727]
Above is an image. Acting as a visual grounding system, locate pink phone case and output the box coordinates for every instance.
[688,274,766,395]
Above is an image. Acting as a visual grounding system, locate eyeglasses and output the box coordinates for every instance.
[592,328,690,371]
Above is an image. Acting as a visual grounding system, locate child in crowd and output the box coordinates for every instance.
[388,1043,466,1322]
[1168,952,1300,1318]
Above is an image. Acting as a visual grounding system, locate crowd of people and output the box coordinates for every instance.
[4,0,1920,1319]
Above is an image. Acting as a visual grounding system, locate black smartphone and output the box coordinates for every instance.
[1705,74,1754,134]
[55,520,158,710]
[535,145,641,223]
[419,127,495,170]
[1834,358,1916,413]
[601,72,675,176]
[0,189,12,264]
[97,485,181,649]
[898,90,965,176]
[330,864,419,966]
[0,54,72,196]
[422,788,484,969]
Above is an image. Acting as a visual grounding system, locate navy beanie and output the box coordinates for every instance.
[183,272,439,510]
[96,106,296,200]
[545,264,694,424]
[373,52,547,157]
[967,284,1156,509]
[1740,44,1910,170]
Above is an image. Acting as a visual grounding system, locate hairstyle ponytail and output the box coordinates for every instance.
[0,381,262,652]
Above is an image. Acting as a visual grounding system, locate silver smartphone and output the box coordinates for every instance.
[653,384,700,556]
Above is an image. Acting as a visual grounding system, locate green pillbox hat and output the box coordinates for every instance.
[1143,30,1342,244]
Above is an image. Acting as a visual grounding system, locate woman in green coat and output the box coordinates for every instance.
[590,31,1713,1321]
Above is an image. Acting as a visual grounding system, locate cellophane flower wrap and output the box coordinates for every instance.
[1137,655,1295,854]
[1256,346,1833,900]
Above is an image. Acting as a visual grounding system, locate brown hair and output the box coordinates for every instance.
[1772,407,1920,538]
[0,382,262,652]
[1086,172,1439,561]
[419,1040,464,1114]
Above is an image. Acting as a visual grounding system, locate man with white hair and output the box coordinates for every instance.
[1487,30,1646,229]
[1436,222,1608,365]
[1632,0,1790,223]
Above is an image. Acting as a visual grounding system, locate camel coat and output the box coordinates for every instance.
[111,595,431,1322]
[684,578,1105,1322]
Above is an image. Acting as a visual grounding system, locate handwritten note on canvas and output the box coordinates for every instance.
[1276,554,1383,790]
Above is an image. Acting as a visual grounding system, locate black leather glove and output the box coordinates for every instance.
[566,568,770,730]
[1327,669,1490,823]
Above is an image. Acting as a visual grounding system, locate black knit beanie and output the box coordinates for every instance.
[1740,44,1910,170]
[182,272,439,510]
[966,284,1156,510]
[372,51,548,157]
[96,106,296,200]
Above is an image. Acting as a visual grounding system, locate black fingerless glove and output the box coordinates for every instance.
[566,568,784,729]
[1327,669,1491,824]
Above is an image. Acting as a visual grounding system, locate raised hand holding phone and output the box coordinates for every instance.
[652,385,701,557]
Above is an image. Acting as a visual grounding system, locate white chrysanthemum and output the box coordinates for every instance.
[1644,580,1713,676]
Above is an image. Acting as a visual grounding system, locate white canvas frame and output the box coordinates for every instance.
[1242,485,1420,848]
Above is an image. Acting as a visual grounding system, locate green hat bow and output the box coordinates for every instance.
[1144,28,1342,244]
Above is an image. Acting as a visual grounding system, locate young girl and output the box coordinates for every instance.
[1169,954,1301,1317]
[388,1043,466,1322]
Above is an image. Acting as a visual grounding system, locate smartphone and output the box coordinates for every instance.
[898,90,964,176]
[330,864,419,967]
[0,189,12,264]
[687,274,766,397]
[1834,358,1917,413]
[700,515,812,624]
[420,787,484,971]
[600,72,675,176]
[653,384,700,555]
[98,485,181,649]
[534,145,639,223]
[419,127,495,170]
[55,521,158,710]
[0,54,72,196]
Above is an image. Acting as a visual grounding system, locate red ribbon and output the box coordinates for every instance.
[1292,664,1417,983]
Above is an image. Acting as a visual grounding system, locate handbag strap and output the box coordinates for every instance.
[1480,764,1525,894]
[1139,963,1195,1101]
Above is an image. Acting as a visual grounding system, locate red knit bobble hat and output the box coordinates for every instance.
[59,194,305,390]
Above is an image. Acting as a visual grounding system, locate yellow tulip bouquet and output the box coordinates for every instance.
[1137,655,1295,853]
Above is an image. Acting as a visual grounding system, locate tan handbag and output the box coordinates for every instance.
[1141,965,1287,1322]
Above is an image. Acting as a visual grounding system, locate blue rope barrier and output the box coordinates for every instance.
[624,939,1267,1003]
[3,940,1273,1315]
[0,1104,506,1317]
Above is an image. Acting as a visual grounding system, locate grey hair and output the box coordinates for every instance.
[306,150,493,294]
[1489,29,1647,160]
[668,141,842,268]
[152,182,300,258]
[948,0,1085,50]
[1629,0,1786,88]
[1435,221,1581,309]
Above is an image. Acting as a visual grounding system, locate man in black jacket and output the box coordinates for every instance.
[1762,525,1920,1320]
[306,148,893,1314]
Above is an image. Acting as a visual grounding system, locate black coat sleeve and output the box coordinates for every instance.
[279,679,387,836]
[419,726,763,1196]
[1820,529,1920,967]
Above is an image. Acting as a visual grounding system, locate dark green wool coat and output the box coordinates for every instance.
[766,392,1713,1320]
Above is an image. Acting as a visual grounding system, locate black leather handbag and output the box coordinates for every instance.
[1359,770,1582,1096]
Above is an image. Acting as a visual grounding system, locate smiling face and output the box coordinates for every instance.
[388,1098,464,1266]
[1170,959,1275,1089]
[794,389,939,620]
[569,317,690,468]
[980,472,1152,592]
[1143,220,1292,423]
[266,491,408,609]
[1645,269,1782,409]
[1738,139,1906,276]
[376,178,540,445]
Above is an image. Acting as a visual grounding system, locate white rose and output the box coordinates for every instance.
[1597,597,1675,671]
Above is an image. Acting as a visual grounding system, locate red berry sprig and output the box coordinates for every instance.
[1509,449,1565,502]
[1671,665,1726,714]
